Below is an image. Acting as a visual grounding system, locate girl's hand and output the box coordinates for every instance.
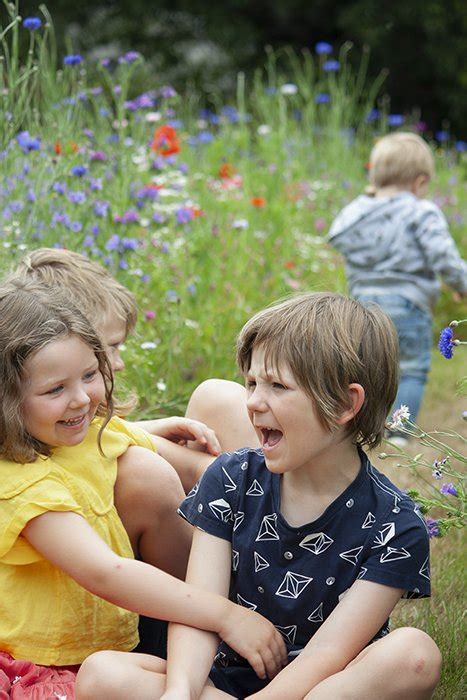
[219,605,288,681]
[148,417,221,456]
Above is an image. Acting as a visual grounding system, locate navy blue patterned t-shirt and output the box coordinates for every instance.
[179,447,430,667]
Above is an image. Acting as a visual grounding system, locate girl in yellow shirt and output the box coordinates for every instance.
[0,279,287,699]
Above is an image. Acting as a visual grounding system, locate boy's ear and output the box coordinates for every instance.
[411,174,429,196]
[336,383,365,426]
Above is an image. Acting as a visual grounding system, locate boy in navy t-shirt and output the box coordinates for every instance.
[77,292,441,700]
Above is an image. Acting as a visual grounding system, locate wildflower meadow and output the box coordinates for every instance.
[1,2,466,696]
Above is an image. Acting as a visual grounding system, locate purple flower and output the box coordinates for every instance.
[176,207,194,224]
[315,41,333,55]
[323,59,340,71]
[455,141,466,152]
[105,234,121,251]
[438,327,454,359]
[68,190,86,204]
[122,237,138,251]
[121,210,139,224]
[89,178,103,191]
[160,85,177,99]
[440,483,458,496]
[152,212,166,224]
[90,150,107,162]
[70,221,83,232]
[118,51,141,64]
[94,201,109,217]
[71,165,87,177]
[425,518,441,538]
[64,54,83,66]
[387,114,404,127]
[119,259,129,270]
[366,108,380,122]
[83,235,94,247]
[315,93,330,104]
[23,17,42,31]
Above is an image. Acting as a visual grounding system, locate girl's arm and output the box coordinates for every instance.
[135,416,221,455]
[23,510,285,677]
[163,528,233,699]
[246,579,403,700]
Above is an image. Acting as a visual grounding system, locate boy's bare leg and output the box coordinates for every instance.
[305,627,441,700]
[185,379,259,452]
[76,651,235,700]
[115,445,192,579]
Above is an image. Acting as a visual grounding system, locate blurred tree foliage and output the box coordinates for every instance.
[14,0,467,136]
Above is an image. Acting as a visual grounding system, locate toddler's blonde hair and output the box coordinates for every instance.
[369,132,434,189]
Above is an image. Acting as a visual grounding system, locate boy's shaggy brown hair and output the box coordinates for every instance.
[237,292,399,449]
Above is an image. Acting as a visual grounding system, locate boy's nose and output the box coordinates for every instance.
[246,387,267,412]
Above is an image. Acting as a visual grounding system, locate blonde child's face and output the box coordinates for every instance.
[22,334,105,449]
[101,314,127,373]
[245,345,340,477]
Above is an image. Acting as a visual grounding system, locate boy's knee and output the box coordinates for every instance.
[389,627,442,691]
[117,448,185,506]
[76,651,121,698]
[190,378,246,409]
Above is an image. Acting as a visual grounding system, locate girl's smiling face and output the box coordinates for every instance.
[22,333,106,449]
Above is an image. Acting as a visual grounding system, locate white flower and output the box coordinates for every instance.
[232,218,249,229]
[280,83,298,95]
[145,111,161,123]
[140,341,158,350]
[257,124,271,136]
[389,405,411,430]
[156,379,167,391]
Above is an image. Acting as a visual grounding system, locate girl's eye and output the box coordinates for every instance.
[46,385,63,395]
[84,370,98,381]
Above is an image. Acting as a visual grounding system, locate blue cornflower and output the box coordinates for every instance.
[425,518,440,538]
[176,207,194,224]
[89,178,103,191]
[387,114,404,127]
[105,234,121,252]
[17,130,41,152]
[435,130,449,142]
[68,190,86,204]
[315,93,330,104]
[71,165,87,177]
[455,141,466,152]
[366,108,381,122]
[53,182,67,195]
[323,59,340,71]
[83,235,94,247]
[23,17,42,31]
[64,54,83,66]
[119,259,129,270]
[315,41,333,55]
[197,131,214,143]
[70,221,83,232]
[160,85,177,99]
[118,51,141,64]
[122,237,138,251]
[438,327,454,359]
[440,483,458,496]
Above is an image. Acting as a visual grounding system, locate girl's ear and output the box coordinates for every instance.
[336,383,365,426]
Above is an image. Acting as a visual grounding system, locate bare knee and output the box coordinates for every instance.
[388,627,442,693]
[76,651,122,699]
[188,378,246,413]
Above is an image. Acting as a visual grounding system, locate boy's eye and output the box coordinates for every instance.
[272,382,286,390]
[245,380,256,390]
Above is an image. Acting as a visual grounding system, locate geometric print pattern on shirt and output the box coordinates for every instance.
[179,447,430,667]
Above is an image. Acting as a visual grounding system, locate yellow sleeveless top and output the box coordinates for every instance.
[0,416,156,665]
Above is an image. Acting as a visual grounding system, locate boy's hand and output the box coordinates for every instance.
[219,605,288,681]
[150,417,221,456]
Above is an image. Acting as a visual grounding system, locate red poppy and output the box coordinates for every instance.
[250,196,266,207]
[151,125,180,157]
[284,260,296,270]
[54,141,62,155]
[219,163,235,179]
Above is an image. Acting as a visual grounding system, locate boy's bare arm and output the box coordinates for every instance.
[245,580,403,700]
[164,529,232,698]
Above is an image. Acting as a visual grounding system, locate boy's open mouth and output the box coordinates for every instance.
[260,428,283,448]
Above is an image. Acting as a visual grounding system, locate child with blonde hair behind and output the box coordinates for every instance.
[76,292,441,700]
[0,279,286,699]
[328,132,466,444]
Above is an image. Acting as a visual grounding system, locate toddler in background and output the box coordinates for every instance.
[328,132,466,444]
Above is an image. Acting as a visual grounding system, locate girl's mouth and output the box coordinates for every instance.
[260,428,283,449]
[58,415,86,428]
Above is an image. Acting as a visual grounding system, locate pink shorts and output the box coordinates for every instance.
[0,653,78,699]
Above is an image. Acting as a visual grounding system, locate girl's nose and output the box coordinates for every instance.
[69,386,91,409]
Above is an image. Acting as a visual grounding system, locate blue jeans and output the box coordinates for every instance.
[358,295,432,425]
